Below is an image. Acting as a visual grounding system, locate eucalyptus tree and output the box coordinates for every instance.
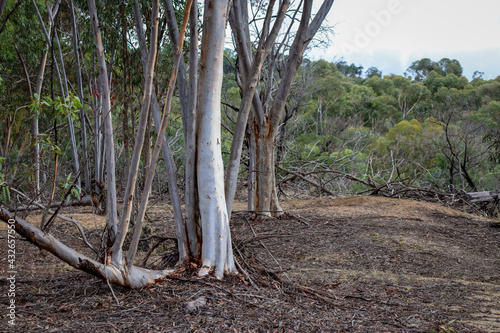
[407,58,463,82]
[69,0,91,194]
[225,0,335,216]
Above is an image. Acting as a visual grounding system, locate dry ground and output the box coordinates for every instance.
[1,196,499,332]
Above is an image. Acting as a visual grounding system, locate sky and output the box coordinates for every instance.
[308,0,500,80]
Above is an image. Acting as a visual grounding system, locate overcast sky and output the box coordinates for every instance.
[308,0,500,80]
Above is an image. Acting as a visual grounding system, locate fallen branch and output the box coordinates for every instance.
[276,165,336,196]
[9,188,99,254]
[0,208,173,288]
[467,189,500,203]
[10,188,81,223]
[14,195,94,211]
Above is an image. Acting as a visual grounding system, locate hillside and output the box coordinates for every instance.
[1,196,499,332]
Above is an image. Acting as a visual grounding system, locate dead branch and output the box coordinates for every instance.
[10,188,81,223]
[14,195,94,211]
[276,165,336,196]
[467,189,500,203]
[140,236,177,267]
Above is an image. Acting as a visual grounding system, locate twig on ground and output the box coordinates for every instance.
[243,216,291,283]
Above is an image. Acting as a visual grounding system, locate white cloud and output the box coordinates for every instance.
[310,0,500,80]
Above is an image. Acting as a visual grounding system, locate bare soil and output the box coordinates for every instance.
[1,196,499,332]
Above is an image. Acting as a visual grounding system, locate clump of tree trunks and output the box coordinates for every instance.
[0,0,334,287]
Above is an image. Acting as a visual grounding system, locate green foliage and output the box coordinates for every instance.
[30,93,82,121]
[368,118,447,186]
[424,72,468,93]
[473,101,500,163]
[0,157,10,204]
[58,173,81,203]
[27,94,83,158]
[407,58,463,82]
[477,80,500,103]
[335,60,363,79]
[365,66,382,78]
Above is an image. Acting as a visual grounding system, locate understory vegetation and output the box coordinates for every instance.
[223,56,500,208]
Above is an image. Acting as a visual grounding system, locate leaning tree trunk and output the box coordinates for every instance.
[0,209,172,288]
[132,0,189,263]
[196,0,236,278]
[88,0,118,244]
[110,0,161,265]
[69,0,91,194]
[32,41,50,195]
[164,0,201,259]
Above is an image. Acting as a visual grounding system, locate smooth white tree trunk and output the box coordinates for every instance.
[197,0,236,278]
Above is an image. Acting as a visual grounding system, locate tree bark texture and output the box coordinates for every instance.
[196,0,236,278]
[69,0,91,194]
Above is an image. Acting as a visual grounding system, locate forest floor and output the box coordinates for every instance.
[1,196,500,332]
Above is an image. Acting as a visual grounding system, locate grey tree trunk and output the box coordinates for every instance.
[127,0,194,267]
[224,0,290,216]
[0,0,6,20]
[185,0,201,257]
[32,31,53,194]
[69,0,91,194]
[132,0,188,262]
[88,0,118,244]
[164,0,201,258]
[121,9,131,181]
[46,4,81,193]
[31,1,59,192]
[111,0,160,265]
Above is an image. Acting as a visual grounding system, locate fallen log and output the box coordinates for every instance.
[467,189,500,203]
